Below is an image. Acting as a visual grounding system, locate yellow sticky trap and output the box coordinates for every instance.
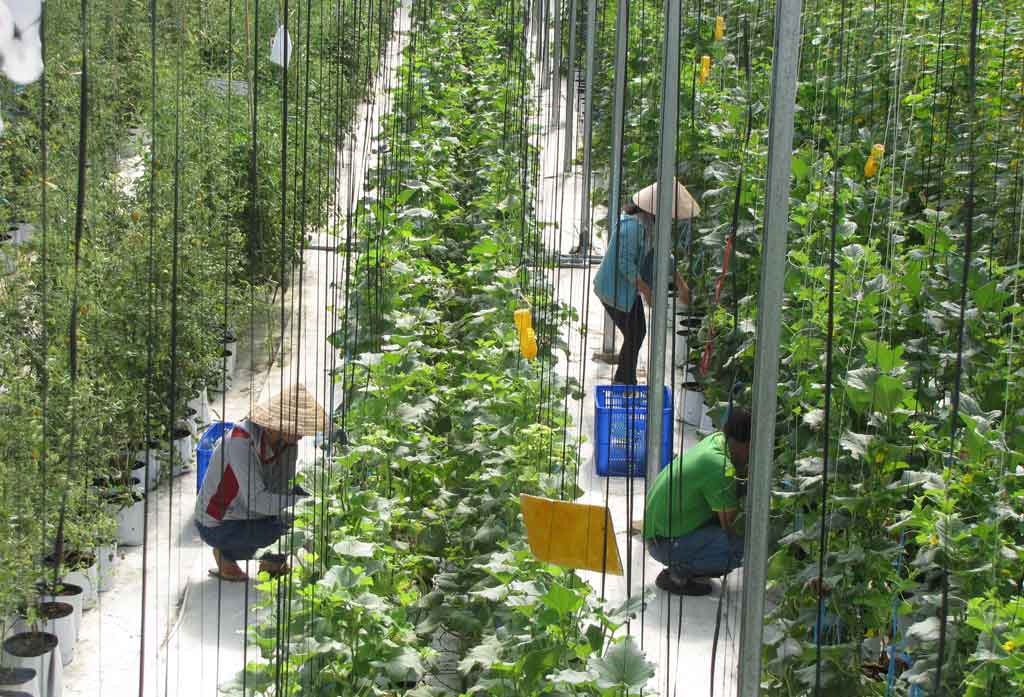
[515,309,537,360]
[699,55,712,84]
[520,327,538,360]
[520,495,623,575]
[514,308,532,333]
[864,144,884,178]
[714,16,725,40]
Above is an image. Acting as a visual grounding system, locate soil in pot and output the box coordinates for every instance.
[41,553,98,612]
[0,666,38,697]
[3,632,58,660]
[35,585,82,643]
[2,629,61,697]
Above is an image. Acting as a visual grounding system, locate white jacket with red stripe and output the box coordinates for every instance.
[194,419,299,528]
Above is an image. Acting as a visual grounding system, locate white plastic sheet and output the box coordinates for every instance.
[269,24,292,68]
[0,0,44,84]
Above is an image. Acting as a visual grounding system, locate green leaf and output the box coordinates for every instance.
[319,564,363,590]
[541,581,585,616]
[521,648,560,683]
[840,431,872,459]
[458,635,503,674]
[861,336,906,372]
[588,636,655,690]
[333,538,375,558]
[549,668,597,685]
[791,156,810,181]
[470,584,509,602]
[383,646,425,682]
[873,374,910,414]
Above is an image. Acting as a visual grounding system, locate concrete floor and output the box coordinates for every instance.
[56,6,737,697]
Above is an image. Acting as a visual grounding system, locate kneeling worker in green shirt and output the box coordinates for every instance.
[643,408,750,596]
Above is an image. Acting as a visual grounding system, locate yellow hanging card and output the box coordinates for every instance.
[699,55,712,85]
[714,16,726,40]
[520,495,623,576]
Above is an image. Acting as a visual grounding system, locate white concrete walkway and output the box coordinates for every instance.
[527,14,741,696]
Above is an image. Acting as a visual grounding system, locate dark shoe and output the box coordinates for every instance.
[656,569,712,596]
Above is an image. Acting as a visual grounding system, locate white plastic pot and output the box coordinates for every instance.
[0,665,40,697]
[114,496,145,547]
[62,559,98,611]
[37,586,81,645]
[171,431,193,476]
[187,387,211,429]
[2,631,62,697]
[132,449,160,491]
[95,545,117,593]
[680,388,708,427]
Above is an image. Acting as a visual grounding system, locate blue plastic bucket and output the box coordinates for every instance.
[196,421,234,492]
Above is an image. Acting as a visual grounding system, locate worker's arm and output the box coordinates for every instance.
[717,508,739,532]
[618,218,644,288]
[673,270,691,305]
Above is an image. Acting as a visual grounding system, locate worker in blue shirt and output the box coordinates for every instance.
[593,179,700,384]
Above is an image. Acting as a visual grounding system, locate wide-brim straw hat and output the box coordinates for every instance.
[631,179,701,220]
[250,383,328,437]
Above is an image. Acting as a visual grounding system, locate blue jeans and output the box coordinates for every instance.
[195,518,287,562]
[649,523,744,578]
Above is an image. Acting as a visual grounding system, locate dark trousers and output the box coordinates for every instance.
[649,523,744,578]
[603,297,646,384]
[195,518,287,562]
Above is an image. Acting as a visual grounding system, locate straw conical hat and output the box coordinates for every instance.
[631,179,701,220]
[250,383,327,436]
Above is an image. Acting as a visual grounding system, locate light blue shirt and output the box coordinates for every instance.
[594,214,647,312]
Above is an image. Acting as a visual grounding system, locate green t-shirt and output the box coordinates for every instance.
[643,432,738,539]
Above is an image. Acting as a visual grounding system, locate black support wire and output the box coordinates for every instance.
[934,0,979,692]
[814,0,848,693]
[138,0,159,693]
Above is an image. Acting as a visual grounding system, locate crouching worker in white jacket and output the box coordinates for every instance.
[195,383,327,582]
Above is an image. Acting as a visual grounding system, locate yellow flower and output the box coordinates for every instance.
[929,534,938,546]
[962,473,974,485]
[714,16,725,40]
[866,628,877,637]
[1003,640,1015,652]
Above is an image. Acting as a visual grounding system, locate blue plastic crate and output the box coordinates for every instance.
[594,385,673,477]
[196,421,234,492]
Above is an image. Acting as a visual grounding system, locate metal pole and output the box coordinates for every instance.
[645,0,680,482]
[577,0,597,254]
[737,2,802,696]
[550,0,562,114]
[599,0,631,358]
[563,0,577,172]
[606,0,630,245]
